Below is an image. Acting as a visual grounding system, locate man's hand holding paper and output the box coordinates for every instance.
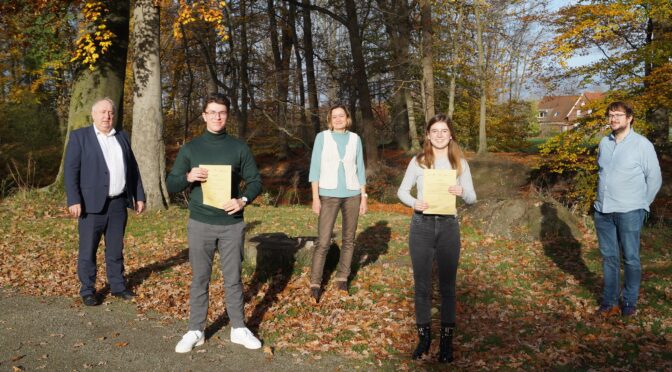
[200,164,232,209]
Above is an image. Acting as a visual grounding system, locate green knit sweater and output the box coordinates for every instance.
[166,131,262,225]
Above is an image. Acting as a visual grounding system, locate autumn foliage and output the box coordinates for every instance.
[1,192,670,368]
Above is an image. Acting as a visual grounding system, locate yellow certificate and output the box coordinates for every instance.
[200,164,231,209]
[423,169,457,215]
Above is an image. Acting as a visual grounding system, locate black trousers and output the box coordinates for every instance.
[408,212,461,325]
[77,195,128,296]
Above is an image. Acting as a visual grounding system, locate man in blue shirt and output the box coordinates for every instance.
[594,101,662,317]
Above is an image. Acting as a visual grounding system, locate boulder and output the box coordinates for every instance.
[464,197,582,242]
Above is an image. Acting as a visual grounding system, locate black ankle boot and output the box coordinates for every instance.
[438,325,454,363]
[310,287,321,304]
[412,325,431,360]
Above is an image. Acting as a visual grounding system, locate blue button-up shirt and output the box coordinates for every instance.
[594,130,662,213]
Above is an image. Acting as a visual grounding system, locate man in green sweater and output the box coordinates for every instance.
[167,93,262,353]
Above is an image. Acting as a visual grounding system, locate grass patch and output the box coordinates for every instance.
[1,189,671,370]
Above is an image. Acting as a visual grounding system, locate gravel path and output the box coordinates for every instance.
[0,289,357,371]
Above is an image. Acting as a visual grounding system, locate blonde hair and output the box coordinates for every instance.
[326,104,352,131]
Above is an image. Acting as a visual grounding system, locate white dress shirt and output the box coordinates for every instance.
[94,126,126,197]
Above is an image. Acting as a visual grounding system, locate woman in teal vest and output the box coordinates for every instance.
[308,104,367,303]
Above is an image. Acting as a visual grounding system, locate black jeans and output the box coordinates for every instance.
[409,212,461,325]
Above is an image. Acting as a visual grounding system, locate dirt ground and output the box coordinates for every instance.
[0,288,360,371]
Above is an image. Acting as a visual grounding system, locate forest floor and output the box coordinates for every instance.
[1,153,671,370]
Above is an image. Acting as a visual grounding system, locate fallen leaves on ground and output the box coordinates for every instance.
[0,191,670,369]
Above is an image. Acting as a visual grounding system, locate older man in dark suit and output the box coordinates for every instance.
[65,97,145,306]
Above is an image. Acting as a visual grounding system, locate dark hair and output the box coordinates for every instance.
[416,114,464,176]
[326,104,352,130]
[203,93,231,113]
[605,101,634,125]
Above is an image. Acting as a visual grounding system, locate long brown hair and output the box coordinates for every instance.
[416,114,464,176]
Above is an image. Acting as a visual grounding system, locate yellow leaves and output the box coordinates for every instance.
[70,1,116,70]
[173,0,229,41]
[545,1,645,63]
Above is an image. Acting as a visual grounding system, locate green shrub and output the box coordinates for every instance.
[0,94,61,149]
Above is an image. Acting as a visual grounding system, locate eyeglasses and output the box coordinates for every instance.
[205,111,228,118]
[607,113,627,119]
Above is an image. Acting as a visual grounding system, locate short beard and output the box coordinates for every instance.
[611,123,630,136]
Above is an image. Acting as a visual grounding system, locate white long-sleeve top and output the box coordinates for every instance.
[397,156,477,210]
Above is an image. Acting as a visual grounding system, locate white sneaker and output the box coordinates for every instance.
[230,327,262,349]
[175,330,204,353]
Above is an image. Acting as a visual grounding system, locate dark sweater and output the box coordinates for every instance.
[166,131,262,225]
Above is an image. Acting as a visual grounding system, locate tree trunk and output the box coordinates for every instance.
[378,0,411,150]
[302,0,321,140]
[291,4,309,145]
[131,0,168,210]
[645,16,670,147]
[179,23,194,142]
[237,0,250,139]
[405,89,420,152]
[344,0,378,166]
[420,0,435,120]
[475,1,487,155]
[267,0,292,158]
[52,0,130,188]
[447,4,464,120]
[198,26,219,94]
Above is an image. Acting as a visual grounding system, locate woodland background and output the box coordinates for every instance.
[0,0,669,208]
[0,0,670,369]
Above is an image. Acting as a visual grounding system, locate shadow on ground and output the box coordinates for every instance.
[540,202,600,302]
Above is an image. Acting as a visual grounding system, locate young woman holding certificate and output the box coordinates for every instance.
[397,114,476,363]
[308,105,367,304]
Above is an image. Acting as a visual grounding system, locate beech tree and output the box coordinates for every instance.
[131,0,168,210]
[54,0,131,187]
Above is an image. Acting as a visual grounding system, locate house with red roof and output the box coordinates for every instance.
[537,92,605,135]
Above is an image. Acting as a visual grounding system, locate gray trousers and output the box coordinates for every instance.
[310,195,361,287]
[187,219,246,330]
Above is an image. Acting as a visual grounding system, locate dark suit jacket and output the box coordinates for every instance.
[65,126,145,214]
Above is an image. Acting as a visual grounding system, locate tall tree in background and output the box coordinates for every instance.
[443,2,465,120]
[131,0,168,210]
[549,0,672,148]
[54,0,131,186]
[378,0,412,150]
[236,0,251,138]
[474,0,488,154]
[268,0,294,158]
[419,0,436,120]
[343,0,379,165]
[302,0,321,140]
[293,0,380,165]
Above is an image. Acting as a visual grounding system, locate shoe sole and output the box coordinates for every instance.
[175,338,204,353]
[231,338,261,350]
